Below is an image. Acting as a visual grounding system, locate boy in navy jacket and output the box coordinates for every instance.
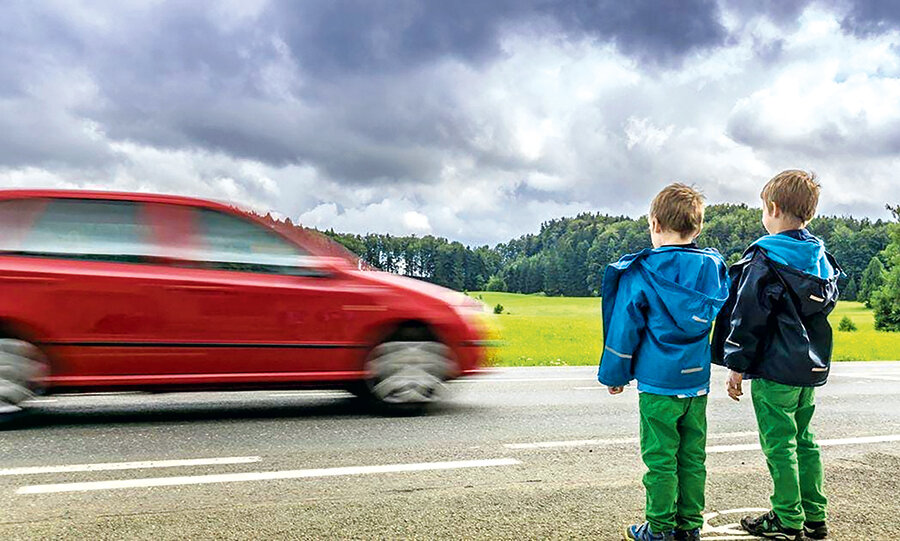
[713,170,840,541]
[599,184,729,541]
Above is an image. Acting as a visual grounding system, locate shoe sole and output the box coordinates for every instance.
[758,533,800,540]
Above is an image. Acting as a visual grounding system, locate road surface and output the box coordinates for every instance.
[2,363,900,539]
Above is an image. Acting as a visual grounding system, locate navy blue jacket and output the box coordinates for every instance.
[712,229,841,387]
[598,245,730,396]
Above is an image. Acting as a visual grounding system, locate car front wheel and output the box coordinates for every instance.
[363,341,456,407]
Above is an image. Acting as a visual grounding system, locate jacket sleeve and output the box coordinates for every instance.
[597,273,647,387]
[721,257,780,373]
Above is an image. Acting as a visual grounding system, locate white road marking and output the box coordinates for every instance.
[505,431,758,450]
[708,434,900,453]
[707,443,760,453]
[457,377,592,383]
[831,374,900,382]
[505,437,638,450]
[507,432,900,452]
[573,386,605,390]
[0,456,261,477]
[267,391,348,398]
[701,508,767,539]
[17,458,522,495]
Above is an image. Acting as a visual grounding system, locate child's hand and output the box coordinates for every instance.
[608,386,624,395]
[727,370,744,401]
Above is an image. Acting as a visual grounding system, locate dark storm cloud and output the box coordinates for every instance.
[0,0,730,183]
[726,106,900,159]
[720,0,813,23]
[267,0,728,75]
[840,0,900,36]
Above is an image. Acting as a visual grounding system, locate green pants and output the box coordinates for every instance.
[751,378,827,530]
[639,392,708,533]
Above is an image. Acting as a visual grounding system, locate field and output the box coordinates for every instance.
[472,292,900,366]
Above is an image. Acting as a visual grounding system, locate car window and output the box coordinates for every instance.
[0,199,48,251]
[193,208,312,275]
[0,198,153,263]
[141,202,198,260]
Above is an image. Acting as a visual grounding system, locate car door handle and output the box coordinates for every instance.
[0,275,62,284]
[162,284,226,292]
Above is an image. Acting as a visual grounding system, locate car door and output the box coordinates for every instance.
[0,197,179,386]
[139,203,379,382]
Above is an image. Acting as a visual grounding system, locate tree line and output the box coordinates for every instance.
[277,203,900,331]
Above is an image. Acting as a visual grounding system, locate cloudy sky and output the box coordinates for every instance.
[2,1,899,245]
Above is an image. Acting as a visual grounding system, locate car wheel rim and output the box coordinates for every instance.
[365,341,456,404]
[0,339,47,411]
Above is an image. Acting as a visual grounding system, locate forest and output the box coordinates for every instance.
[319,205,885,293]
[266,202,900,331]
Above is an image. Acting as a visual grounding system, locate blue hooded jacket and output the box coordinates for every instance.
[597,245,730,396]
[751,229,835,279]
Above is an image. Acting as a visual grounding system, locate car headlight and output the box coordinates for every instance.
[451,296,500,344]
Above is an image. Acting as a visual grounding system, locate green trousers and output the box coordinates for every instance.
[639,392,708,533]
[751,378,828,530]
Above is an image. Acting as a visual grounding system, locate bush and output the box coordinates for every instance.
[873,288,900,331]
[838,316,857,332]
[485,275,507,292]
[493,303,504,315]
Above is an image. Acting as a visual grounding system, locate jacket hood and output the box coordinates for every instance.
[609,246,730,335]
[750,230,835,279]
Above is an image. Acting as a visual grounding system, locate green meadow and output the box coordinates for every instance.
[472,292,900,366]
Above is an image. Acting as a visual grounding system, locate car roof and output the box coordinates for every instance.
[0,189,360,261]
[0,189,239,213]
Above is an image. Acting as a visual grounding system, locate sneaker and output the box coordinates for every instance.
[740,510,802,540]
[672,528,700,541]
[623,522,675,541]
[803,520,828,539]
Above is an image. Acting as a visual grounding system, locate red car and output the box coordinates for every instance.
[0,190,489,419]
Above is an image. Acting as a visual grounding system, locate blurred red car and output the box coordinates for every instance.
[0,190,489,419]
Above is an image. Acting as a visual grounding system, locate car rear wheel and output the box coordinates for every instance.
[362,341,456,409]
[0,339,47,423]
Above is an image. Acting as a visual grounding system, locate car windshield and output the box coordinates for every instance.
[256,214,375,271]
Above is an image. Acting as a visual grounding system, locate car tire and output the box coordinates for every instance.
[360,341,456,412]
[0,339,48,426]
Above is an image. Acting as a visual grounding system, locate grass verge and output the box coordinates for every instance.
[470,293,898,366]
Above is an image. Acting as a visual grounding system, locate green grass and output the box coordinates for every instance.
[471,293,900,366]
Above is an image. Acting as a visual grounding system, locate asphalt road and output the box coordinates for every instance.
[2,362,900,540]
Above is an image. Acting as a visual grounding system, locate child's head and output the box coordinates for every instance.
[760,170,820,234]
[648,183,705,248]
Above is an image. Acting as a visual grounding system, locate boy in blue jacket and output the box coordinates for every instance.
[713,170,840,540]
[598,184,730,541]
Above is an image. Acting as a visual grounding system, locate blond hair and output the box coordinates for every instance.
[650,183,705,236]
[760,170,820,223]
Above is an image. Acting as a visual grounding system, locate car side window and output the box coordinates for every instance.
[193,208,313,275]
[0,198,153,263]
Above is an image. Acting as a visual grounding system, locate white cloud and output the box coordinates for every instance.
[625,117,674,151]
[402,211,432,232]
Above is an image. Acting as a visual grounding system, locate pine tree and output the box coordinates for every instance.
[873,210,900,331]
[843,277,858,301]
[860,256,887,308]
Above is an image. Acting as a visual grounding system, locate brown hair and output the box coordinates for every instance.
[649,183,705,236]
[760,170,820,223]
